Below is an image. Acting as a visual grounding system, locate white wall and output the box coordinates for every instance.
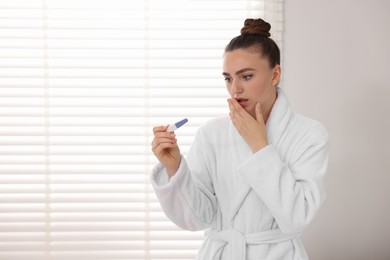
[283,0,390,259]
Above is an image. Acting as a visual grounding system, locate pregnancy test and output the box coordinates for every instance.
[167,118,188,132]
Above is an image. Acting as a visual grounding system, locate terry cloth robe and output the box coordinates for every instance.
[151,87,329,260]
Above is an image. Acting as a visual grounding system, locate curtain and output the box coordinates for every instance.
[0,0,283,259]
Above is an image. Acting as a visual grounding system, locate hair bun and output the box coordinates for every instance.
[240,18,271,37]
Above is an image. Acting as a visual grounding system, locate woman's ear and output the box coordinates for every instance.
[271,64,281,87]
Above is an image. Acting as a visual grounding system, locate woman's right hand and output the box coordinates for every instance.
[151,125,181,178]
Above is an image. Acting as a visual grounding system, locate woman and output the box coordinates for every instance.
[150,18,329,260]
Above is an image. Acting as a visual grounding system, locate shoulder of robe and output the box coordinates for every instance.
[196,115,230,139]
[289,113,330,144]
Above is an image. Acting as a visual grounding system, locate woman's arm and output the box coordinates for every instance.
[150,128,218,231]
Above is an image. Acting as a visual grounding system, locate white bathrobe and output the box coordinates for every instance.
[151,88,329,260]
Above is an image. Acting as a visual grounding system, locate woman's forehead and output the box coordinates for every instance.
[223,49,269,71]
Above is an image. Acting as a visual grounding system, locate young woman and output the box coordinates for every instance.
[150,18,329,260]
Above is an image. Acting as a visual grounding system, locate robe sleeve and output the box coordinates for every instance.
[238,123,330,234]
[150,128,217,231]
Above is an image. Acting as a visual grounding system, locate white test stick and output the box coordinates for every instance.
[167,118,188,132]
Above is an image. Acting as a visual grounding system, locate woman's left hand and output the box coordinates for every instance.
[228,98,269,153]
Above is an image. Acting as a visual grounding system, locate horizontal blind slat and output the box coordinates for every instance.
[0,0,282,258]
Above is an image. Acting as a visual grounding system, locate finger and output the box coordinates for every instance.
[152,136,176,148]
[228,101,244,129]
[229,98,251,119]
[228,98,240,113]
[154,131,175,139]
[255,103,264,123]
[228,99,244,119]
[152,140,177,153]
[230,98,244,112]
[152,142,177,154]
[153,138,177,148]
[153,125,168,134]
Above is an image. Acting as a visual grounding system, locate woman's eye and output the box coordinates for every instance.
[243,75,252,80]
[224,77,231,83]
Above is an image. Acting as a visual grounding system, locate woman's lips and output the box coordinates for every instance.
[235,98,249,106]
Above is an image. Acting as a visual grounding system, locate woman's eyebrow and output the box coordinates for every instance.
[222,68,255,76]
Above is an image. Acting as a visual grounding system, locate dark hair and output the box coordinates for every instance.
[225,18,280,68]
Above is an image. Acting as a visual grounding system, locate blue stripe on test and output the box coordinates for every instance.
[175,118,188,128]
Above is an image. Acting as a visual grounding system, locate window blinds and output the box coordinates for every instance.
[0,0,283,259]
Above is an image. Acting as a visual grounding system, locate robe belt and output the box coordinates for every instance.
[206,228,299,260]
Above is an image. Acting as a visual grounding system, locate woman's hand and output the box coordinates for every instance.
[228,98,268,153]
[151,125,181,178]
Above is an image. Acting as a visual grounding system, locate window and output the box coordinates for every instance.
[0,0,283,259]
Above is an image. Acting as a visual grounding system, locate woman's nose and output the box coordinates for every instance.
[232,82,243,95]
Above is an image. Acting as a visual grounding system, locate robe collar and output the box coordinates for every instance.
[265,87,293,145]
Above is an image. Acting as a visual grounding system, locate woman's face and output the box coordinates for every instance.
[223,48,280,119]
